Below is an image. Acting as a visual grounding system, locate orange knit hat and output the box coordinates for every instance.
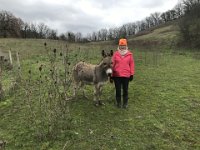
[119,38,127,46]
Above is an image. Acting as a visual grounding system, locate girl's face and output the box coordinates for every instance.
[119,45,127,50]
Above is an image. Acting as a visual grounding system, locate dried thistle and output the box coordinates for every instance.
[39,65,43,72]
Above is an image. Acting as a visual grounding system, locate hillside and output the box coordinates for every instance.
[133,25,179,41]
[88,22,180,50]
[127,22,180,49]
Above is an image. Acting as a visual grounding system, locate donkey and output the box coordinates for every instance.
[72,50,113,106]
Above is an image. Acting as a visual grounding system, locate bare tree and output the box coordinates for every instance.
[125,23,136,36]
[0,10,23,38]
[150,12,161,26]
[59,33,67,41]
[119,25,127,38]
[30,23,38,38]
[75,32,82,42]
[160,12,168,23]
[91,32,97,41]
[179,0,200,47]
[21,22,29,38]
[66,31,75,42]
[97,31,102,41]
[107,28,114,40]
[145,17,152,29]
[174,2,184,18]
[100,28,108,41]
[86,33,92,41]
[47,29,58,40]
[183,0,200,13]
[37,23,49,39]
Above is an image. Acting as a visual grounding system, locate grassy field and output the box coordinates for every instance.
[0,38,200,150]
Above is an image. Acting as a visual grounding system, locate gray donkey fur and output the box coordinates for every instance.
[72,50,113,106]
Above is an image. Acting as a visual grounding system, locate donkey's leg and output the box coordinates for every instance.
[93,84,105,106]
[93,84,99,106]
[80,82,88,99]
[99,85,103,96]
[98,85,105,106]
[73,81,79,98]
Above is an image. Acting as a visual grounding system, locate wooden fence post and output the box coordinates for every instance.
[16,52,20,69]
[9,49,13,65]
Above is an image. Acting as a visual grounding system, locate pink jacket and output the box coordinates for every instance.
[112,50,135,77]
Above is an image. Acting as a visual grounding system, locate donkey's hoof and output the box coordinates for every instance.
[94,102,99,107]
[98,101,105,106]
[83,95,89,100]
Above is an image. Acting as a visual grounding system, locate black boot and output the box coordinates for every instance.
[116,97,121,108]
[123,97,128,109]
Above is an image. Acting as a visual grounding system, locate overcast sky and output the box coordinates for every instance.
[0,0,179,36]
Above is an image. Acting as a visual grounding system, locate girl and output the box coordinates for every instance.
[111,38,135,108]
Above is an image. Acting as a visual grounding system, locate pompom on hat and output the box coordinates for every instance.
[119,38,127,46]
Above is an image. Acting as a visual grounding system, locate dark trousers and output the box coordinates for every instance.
[113,77,129,105]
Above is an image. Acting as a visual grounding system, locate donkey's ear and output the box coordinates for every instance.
[101,50,106,57]
[110,50,113,56]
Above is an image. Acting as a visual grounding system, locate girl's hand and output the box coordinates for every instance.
[129,75,133,81]
[110,77,113,83]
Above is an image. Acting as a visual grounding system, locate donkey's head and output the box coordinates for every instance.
[100,50,113,77]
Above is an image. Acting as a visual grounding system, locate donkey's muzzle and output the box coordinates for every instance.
[106,68,112,76]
